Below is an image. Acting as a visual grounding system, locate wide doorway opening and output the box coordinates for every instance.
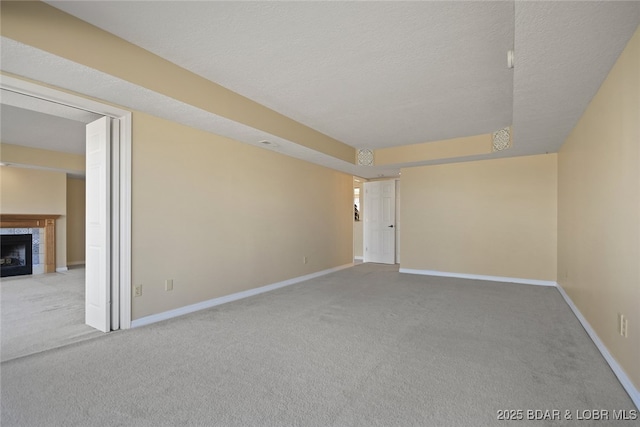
[0,75,131,361]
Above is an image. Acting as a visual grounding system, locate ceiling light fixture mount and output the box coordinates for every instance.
[259,140,279,148]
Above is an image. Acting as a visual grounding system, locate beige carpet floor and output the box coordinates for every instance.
[1,266,104,362]
[1,263,636,426]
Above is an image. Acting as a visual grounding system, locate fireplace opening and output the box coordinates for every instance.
[1,234,33,277]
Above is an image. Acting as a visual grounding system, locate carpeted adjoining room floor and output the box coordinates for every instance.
[1,263,636,426]
[1,266,104,362]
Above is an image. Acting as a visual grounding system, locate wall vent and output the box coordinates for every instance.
[492,127,512,152]
[357,149,374,166]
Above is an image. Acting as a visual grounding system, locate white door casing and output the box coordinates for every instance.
[363,180,396,264]
[1,75,133,330]
[395,179,401,264]
[85,117,111,332]
[110,118,120,331]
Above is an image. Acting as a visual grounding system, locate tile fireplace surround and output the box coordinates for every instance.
[0,214,60,274]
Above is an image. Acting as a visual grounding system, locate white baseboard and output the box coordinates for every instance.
[354,256,363,261]
[67,261,85,266]
[55,267,68,273]
[399,267,638,409]
[131,263,354,328]
[130,263,639,409]
[556,285,640,410]
[398,268,557,287]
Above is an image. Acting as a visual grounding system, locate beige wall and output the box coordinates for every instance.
[66,177,85,265]
[0,0,354,164]
[353,221,363,258]
[1,1,354,321]
[0,166,67,268]
[558,27,640,389]
[4,0,635,393]
[131,112,353,319]
[401,154,557,281]
[375,133,492,166]
[0,143,84,175]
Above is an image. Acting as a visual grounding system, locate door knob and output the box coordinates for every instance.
[388,225,394,228]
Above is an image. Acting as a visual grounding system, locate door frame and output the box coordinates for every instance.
[363,179,397,264]
[1,74,132,329]
[395,179,401,264]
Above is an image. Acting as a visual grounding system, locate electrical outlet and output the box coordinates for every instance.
[303,256,308,264]
[134,284,142,297]
[165,279,173,291]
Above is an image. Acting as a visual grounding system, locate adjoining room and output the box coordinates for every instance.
[0,95,104,361]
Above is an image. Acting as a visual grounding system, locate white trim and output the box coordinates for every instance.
[398,266,639,409]
[118,112,132,330]
[398,268,557,287]
[110,117,120,331]
[67,261,85,266]
[0,162,84,178]
[556,285,640,410]
[132,263,354,328]
[56,267,69,273]
[1,74,133,331]
[0,74,128,118]
[395,179,401,264]
[354,256,364,261]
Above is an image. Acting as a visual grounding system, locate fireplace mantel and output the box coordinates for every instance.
[1,214,61,273]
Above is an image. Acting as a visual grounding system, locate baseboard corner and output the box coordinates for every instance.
[556,284,640,410]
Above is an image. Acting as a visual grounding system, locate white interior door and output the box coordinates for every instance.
[85,117,111,332]
[363,180,396,264]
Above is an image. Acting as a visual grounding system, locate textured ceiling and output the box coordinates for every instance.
[512,1,640,156]
[1,1,639,178]
[0,90,102,154]
[0,103,87,155]
[42,1,515,149]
